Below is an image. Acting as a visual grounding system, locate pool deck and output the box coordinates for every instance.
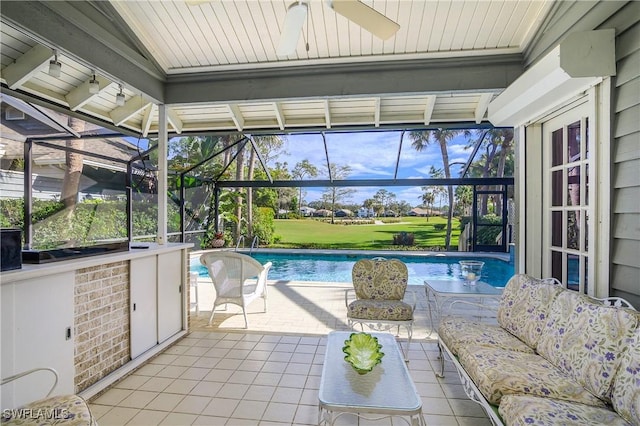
[88,253,502,425]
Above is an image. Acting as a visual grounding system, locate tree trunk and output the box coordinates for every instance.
[61,118,86,220]
[246,148,256,239]
[234,145,245,244]
[439,141,453,250]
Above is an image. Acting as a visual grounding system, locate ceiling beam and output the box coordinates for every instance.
[1,1,165,103]
[166,108,183,134]
[110,97,151,127]
[273,102,285,130]
[141,104,154,137]
[324,100,331,129]
[166,55,523,105]
[228,104,245,131]
[3,44,52,89]
[424,96,436,125]
[475,93,493,124]
[66,75,113,111]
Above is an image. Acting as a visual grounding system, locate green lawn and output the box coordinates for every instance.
[272,216,461,250]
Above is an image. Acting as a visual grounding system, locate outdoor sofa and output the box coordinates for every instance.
[437,273,639,426]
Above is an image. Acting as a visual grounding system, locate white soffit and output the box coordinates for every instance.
[488,29,616,127]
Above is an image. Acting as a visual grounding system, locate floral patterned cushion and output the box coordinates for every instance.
[498,394,631,426]
[438,316,535,356]
[458,346,606,406]
[1,394,97,425]
[352,259,408,300]
[497,274,564,348]
[610,324,640,425]
[347,299,413,321]
[536,291,639,402]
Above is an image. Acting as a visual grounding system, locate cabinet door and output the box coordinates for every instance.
[130,257,158,358]
[1,273,74,408]
[157,251,183,343]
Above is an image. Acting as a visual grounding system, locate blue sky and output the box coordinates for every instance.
[275,130,475,206]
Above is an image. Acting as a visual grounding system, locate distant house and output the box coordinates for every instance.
[358,207,375,218]
[313,209,332,217]
[383,210,398,217]
[299,206,316,216]
[334,209,353,217]
[409,207,430,217]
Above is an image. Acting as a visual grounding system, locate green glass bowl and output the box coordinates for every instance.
[342,332,385,374]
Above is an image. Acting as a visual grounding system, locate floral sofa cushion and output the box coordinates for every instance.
[351,258,408,300]
[610,324,640,425]
[498,394,632,426]
[457,346,606,407]
[347,299,413,321]
[1,394,97,425]
[497,274,564,348]
[438,316,534,356]
[536,291,639,402]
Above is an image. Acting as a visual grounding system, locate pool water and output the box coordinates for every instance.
[192,252,514,287]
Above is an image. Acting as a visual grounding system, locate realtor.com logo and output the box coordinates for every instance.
[2,408,71,421]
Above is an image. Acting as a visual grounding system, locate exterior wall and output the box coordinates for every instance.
[610,14,640,307]
[74,261,130,393]
[522,1,639,306]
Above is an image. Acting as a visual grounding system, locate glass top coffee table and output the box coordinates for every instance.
[424,279,503,333]
[318,331,425,425]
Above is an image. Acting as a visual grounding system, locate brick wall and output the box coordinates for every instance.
[74,261,130,392]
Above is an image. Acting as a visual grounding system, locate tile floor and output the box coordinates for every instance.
[88,279,495,425]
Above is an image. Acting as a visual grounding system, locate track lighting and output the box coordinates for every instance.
[48,50,61,78]
[116,84,125,106]
[89,72,99,94]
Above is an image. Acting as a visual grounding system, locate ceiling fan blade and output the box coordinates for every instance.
[329,0,400,40]
[277,2,308,57]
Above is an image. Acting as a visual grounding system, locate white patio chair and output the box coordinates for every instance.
[200,251,272,328]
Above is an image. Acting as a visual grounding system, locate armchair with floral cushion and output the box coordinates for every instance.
[1,367,97,425]
[345,258,416,360]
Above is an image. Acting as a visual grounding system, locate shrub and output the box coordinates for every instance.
[392,232,414,246]
[433,223,446,231]
[252,207,275,245]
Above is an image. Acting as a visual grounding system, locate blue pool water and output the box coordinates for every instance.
[192,251,514,287]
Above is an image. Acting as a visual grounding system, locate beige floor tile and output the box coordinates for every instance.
[261,402,297,423]
[270,387,301,404]
[119,390,158,409]
[292,404,318,425]
[193,415,228,425]
[92,388,133,406]
[164,379,199,395]
[113,374,149,390]
[173,395,212,415]
[216,383,249,399]
[190,381,224,397]
[94,406,139,425]
[243,384,276,402]
[201,397,240,418]
[127,409,168,425]
[204,369,234,383]
[278,374,306,388]
[230,399,268,420]
[228,370,258,384]
[159,412,198,425]
[146,393,185,412]
[139,376,174,392]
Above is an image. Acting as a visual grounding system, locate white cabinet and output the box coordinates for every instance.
[130,256,158,358]
[1,273,74,408]
[130,250,184,358]
[157,251,183,343]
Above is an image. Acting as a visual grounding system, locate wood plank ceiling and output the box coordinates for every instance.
[0,1,553,136]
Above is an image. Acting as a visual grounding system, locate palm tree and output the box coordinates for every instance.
[409,129,460,250]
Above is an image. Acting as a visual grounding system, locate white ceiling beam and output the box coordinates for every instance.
[324,99,331,129]
[141,104,155,137]
[474,93,493,124]
[66,76,113,111]
[3,44,52,89]
[110,97,151,126]
[228,104,244,131]
[166,107,183,134]
[272,102,285,130]
[423,95,437,125]
[374,97,381,128]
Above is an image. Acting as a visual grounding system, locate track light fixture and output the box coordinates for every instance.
[116,84,125,106]
[89,72,99,94]
[48,50,61,78]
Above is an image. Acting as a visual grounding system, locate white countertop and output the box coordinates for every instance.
[1,242,193,284]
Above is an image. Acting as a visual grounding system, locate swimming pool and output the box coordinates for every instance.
[191,251,514,287]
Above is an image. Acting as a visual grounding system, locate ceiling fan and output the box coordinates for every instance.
[277,1,400,56]
[186,1,400,57]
